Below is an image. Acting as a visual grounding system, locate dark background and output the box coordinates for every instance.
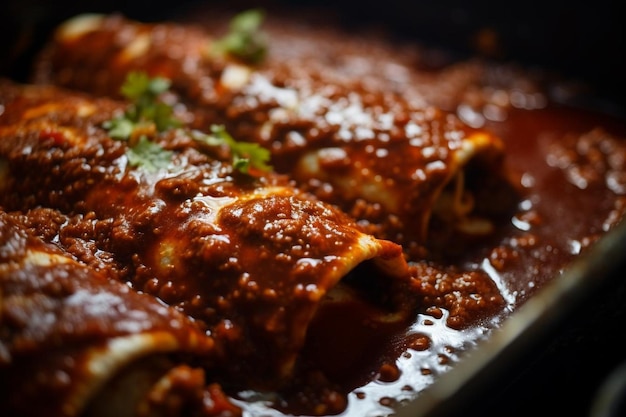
[1,1,625,416]
[1,0,624,109]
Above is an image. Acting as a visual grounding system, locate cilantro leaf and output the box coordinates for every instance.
[193,125,272,173]
[212,9,268,64]
[120,71,171,102]
[105,72,270,175]
[126,135,173,171]
[119,71,181,132]
[103,71,182,171]
[103,117,135,139]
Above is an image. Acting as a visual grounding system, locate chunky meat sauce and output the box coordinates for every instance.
[0,210,238,417]
[34,13,515,257]
[1,6,626,417]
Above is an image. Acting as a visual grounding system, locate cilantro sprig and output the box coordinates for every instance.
[105,72,182,138]
[103,71,177,170]
[211,8,268,64]
[104,71,271,174]
[126,136,173,172]
[192,125,271,174]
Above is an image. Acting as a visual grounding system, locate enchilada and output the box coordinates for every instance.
[0,209,240,417]
[32,13,517,258]
[0,79,416,393]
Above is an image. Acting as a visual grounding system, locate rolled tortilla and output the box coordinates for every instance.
[32,13,516,253]
[0,210,239,417]
[0,79,414,388]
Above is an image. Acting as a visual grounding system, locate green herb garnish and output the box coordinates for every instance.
[105,71,181,139]
[192,125,272,174]
[211,8,268,64]
[126,135,173,171]
[104,71,271,174]
[103,71,178,170]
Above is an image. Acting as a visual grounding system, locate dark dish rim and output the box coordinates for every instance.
[1,2,625,416]
[393,218,626,417]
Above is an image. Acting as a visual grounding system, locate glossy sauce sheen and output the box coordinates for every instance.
[34,13,514,257]
[0,210,239,417]
[0,79,420,416]
[2,7,626,417]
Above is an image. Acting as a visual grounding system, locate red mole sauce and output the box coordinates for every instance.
[2,7,626,417]
[33,13,513,255]
[201,12,626,416]
[0,210,233,417]
[261,101,626,417]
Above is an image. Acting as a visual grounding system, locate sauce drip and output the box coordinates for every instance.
[2,6,626,417]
